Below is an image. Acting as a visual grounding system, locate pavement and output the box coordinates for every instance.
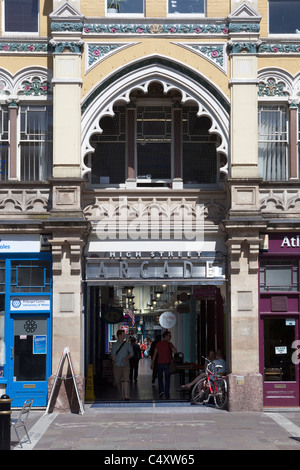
[8,402,300,452]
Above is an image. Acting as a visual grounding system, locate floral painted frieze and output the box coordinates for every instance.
[0,42,48,53]
[258,77,289,98]
[84,23,229,35]
[86,43,138,72]
[18,77,52,96]
[259,43,300,54]
[51,21,84,32]
[176,43,227,74]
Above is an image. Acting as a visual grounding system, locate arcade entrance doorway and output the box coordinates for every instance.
[85,284,226,402]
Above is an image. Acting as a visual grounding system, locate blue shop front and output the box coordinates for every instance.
[0,234,52,407]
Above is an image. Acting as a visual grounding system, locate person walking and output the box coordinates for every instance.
[111,329,133,400]
[129,337,141,382]
[149,334,161,384]
[150,331,176,399]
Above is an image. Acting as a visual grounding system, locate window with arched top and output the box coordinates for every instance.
[88,83,221,187]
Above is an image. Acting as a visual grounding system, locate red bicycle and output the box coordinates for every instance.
[191,356,228,409]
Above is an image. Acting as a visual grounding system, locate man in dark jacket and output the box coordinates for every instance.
[129,337,141,382]
[149,335,161,384]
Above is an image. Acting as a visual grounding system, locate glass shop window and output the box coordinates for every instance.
[260,260,299,292]
[10,260,51,293]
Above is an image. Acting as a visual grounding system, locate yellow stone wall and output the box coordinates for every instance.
[81,39,230,99]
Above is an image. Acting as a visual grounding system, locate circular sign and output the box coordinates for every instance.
[159,311,176,329]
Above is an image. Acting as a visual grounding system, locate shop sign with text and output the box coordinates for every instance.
[85,252,225,282]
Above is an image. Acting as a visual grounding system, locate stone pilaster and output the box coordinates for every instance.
[224,223,265,411]
[46,221,89,375]
[50,2,84,178]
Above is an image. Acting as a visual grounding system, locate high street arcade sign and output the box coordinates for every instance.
[85,251,226,284]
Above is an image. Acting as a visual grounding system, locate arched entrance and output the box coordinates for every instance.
[81,56,230,402]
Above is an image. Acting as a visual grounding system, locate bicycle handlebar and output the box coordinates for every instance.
[202,356,223,371]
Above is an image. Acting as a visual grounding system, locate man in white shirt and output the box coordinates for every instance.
[111,329,133,400]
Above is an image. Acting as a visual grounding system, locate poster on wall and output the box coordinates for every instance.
[33,335,47,354]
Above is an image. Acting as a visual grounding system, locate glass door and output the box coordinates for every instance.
[262,317,299,407]
[8,315,50,407]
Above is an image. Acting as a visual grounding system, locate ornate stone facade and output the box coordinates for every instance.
[0,0,299,411]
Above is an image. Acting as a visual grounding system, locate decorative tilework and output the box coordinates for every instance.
[83,23,229,35]
[176,43,227,74]
[86,43,138,72]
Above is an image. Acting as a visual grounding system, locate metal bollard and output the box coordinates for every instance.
[0,395,12,450]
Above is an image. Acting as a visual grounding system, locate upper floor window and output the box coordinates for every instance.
[89,85,220,187]
[0,106,9,181]
[0,104,52,182]
[168,0,205,15]
[20,105,53,181]
[90,106,126,185]
[269,0,300,34]
[107,0,144,14]
[4,0,39,34]
[258,105,288,181]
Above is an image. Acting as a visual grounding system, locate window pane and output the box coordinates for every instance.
[107,0,144,13]
[264,318,295,382]
[14,318,47,381]
[0,107,9,181]
[258,106,288,181]
[183,109,217,184]
[137,105,172,180]
[260,261,298,292]
[91,142,126,184]
[183,143,217,184]
[137,142,171,179]
[5,0,38,33]
[169,0,204,14]
[91,108,126,185]
[269,0,300,34]
[17,267,45,287]
[11,260,51,293]
[20,105,53,181]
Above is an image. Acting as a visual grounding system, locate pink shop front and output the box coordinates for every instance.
[259,233,300,408]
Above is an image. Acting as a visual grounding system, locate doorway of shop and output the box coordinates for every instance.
[85,284,225,402]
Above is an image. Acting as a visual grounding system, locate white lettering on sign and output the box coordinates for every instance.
[281,236,300,248]
[86,259,225,281]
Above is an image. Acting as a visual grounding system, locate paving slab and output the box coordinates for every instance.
[9,403,300,452]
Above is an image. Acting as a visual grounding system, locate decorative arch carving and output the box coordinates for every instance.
[258,68,294,100]
[81,57,230,180]
[0,67,53,99]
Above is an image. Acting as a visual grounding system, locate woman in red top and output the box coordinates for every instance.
[150,331,177,399]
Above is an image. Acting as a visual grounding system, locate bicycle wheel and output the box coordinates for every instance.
[213,378,227,409]
[191,378,208,405]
